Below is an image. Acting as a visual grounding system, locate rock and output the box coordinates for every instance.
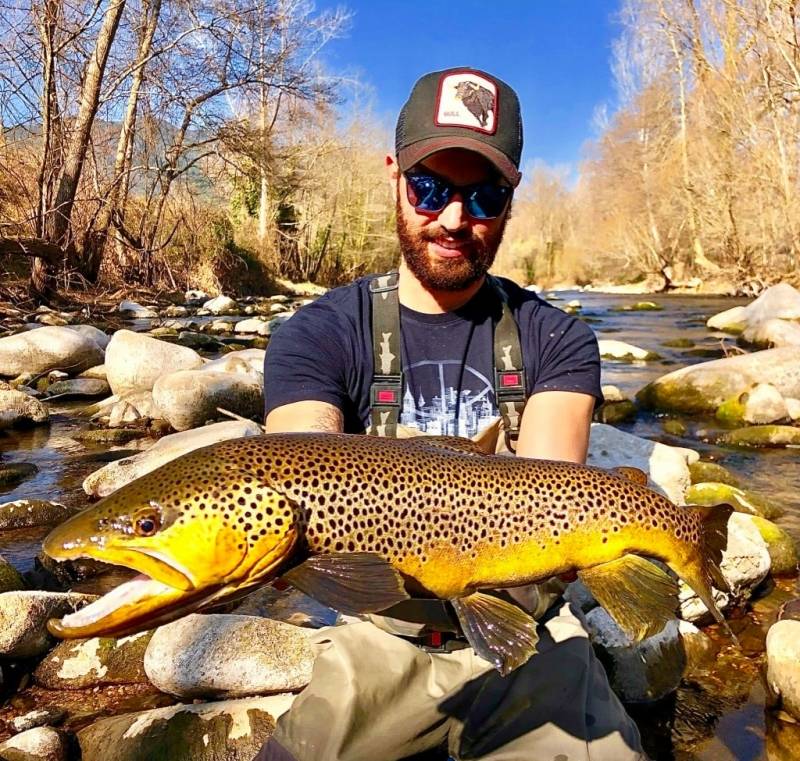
[598,340,660,361]
[0,591,98,657]
[200,349,264,378]
[266,312,294,335]
[34,631,152,689]
[148,326,178,339]
[118,301,158,319]
[231,586,337,628]
[184,289,209,306]
[662,419,687,436]
[587,423,698,505]
[593,400,637,424]
[76,693,295,761]
[177,331,222,350]
[610,301,663,312]
[274,278,327,297]
[202,295,238,315]
[586,609,685,702]
[234,318,270,336]
[268,295,290,304]
[83,420,263,497]
[144,614,313,698]
[72,427,149,445]
[688,460,741,486]
[732,383,788,425]
[42,378,110,400]
[636,347,800,414]
[718,424,800,448]
[0,390,48,428]
[707,305,748,333]
[66,325,110,350]
[164,305,189,318]
[11,708,66,733]
[0,500,79,530]
[767,620,800,721]
[87,391,161,427]
[685,482,783,520]
[0,554,24,592]
[0,325,105,378]
[79,364,108,380]
[105,330,204,395]
[207,319,234,334]
[661,338,695,348]
[0,726,69,761]
[35,312,69,326]
[0,462,38,488]
[152,369,263,431]
[743,318,800,349]
[601,385,626,402]
[679,511,770,623]
[747,515,798,576]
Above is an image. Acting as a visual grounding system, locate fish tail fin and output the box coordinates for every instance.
[683,502,739,645]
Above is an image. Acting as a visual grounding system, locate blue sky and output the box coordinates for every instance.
[324,0,622,172]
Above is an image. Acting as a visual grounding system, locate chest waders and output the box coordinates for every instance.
[366,272,528,451]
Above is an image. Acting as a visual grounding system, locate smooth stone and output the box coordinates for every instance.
[207,319,234,334]
[11,708,67,733]
[767,620,800,721]
[268,294,290,303]
[42,378,110,400]
[76,694,295,761]
[610,301,663,312]
[87,391,161,426]
[79,364,108,380]
[35,312,69,326]
[707,305,748,333]
[118,300,158,319]
[586,610,685,702]
[598,339,660,361]
[662,419,687,436]
[747,515,798,576]
[184,289,209,306]
[787,398,800,420]
[0,500,79,530]
[743,318,800,349]
[0,591,98,657]
[0,553,24,592]
[0,726,69,761]
[0,462,38,487]
[145,614,314,698]
[148,326,178,338]
[34,631,152,689]
[66,325,110,350]
[83,420,263,497]
[718,424,800,448]
[152,369,262,431]
[688,460,741,486]
[0,326,105,378]
[0,390,49,428]
[274,278,327,297]
[587,423,698,505]
[685,482,784,520]
[594,400,637,424]
[164,305,189,318]
[234,318,270,335]
[105,330,204,395]
[177,331,222,350]
[742,383,788,424]
[266,312,294,335]
[723,283,800,347]
[202,295,238,315]
[600,384,626,402]
[637,347,800,414]
[661,338,695,348]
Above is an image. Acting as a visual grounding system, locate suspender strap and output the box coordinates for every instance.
[488,276,527,448]
[368,272,402,437]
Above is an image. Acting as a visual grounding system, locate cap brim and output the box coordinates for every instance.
[397,136,521,187]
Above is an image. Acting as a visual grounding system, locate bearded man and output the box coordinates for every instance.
[256,68,645,761]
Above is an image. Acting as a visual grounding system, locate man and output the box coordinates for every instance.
[257,68,645,761]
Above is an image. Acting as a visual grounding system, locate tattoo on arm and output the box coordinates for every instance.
[309,406,344,432]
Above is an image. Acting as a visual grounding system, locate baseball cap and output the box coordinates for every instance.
[395,68,523,187]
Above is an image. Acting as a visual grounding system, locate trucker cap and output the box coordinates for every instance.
[395,68,523,187]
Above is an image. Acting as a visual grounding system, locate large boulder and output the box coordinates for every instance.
[598,340,659,361]
[766,620,800,721]
[105,330,204,395]
[0,726,70,761]
[587,423,698,505]
[144,614,314,698]
[0,326,105,378]
[637,347,800,413]
[0,390,49,428]
[76,694,295,761]
[708,283,800,336]
[83,420,263,497]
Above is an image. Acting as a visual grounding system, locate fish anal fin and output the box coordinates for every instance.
[451,592,538,676]
[609,466,649,486]
[281,552,409,615]
[578,555,678,641]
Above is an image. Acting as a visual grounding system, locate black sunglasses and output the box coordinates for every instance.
[403,170,512,220]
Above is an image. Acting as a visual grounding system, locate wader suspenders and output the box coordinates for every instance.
[367,272,403,437]
[367,273,527,449]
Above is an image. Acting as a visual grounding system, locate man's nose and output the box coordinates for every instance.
[437,193,469,233]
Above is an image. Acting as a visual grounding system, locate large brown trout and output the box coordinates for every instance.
[43,433,734,674]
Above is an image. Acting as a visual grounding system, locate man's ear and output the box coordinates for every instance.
[385,154,400,199]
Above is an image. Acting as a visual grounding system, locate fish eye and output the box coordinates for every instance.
[133,509,161,537]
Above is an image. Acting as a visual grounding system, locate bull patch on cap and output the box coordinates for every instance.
[435,71,498,134]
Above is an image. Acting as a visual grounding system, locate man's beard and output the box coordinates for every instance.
[396,196,507,292]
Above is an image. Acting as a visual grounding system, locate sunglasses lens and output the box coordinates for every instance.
[467,185,510,219]
[406,174,449,212]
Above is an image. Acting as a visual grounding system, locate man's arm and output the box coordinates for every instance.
[264,400,344,433]
[514,390,594,463]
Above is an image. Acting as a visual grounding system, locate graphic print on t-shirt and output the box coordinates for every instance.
[398,359,500,437]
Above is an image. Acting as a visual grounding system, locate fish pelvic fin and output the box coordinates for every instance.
[578,555,678,641]
[451,592,539,676]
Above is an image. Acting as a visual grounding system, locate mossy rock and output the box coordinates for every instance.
[748,516,798,576]
[0,555,25,592]
[72,428,148,444]
[610,301,663,312]
[716,390,748,426]
[718,425,800,448]
[662,419,687,436]
[688,460,741,487]
[637,377,727,414]
[661,338,695,348]
[685,482,784,520]
[594,400,637,424]
[0,462,38,487]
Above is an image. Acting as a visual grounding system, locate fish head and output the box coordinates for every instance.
[43,440,300,638]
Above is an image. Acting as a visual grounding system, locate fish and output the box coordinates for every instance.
[42,433,735,675]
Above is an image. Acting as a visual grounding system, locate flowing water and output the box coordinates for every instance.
[0,291,798,760]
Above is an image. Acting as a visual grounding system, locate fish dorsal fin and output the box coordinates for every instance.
[281,553,409,615]
[609,466,649,486]
[450,592,539,676]
[472,417,503,454]
[414,436,488,456]
[578,555,678,641]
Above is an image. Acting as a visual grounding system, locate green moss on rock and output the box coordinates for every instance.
[715,391,748,426]
[662,419,687,436]
[749,516,798,576]
[718,425,800,448]
[688,461,741,487]
[594,400,638,424]
[661,338,695,348]
[686,482,784,520]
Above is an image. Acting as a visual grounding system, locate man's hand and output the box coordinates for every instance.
[265,400,344,433]
[515,390,595,464]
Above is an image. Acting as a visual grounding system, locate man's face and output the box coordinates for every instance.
[395,149,511,292]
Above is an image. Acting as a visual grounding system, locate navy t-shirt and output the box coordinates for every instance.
[264,276,602,435]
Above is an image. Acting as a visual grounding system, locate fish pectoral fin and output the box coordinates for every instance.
[451,592,539,676]
[281,552,410,615]
[609,466,649,486]
[578,555,678,641]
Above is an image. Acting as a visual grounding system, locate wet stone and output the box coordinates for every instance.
[0,726,69,761]
[0,501,79,530]
[0,463,38,488]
